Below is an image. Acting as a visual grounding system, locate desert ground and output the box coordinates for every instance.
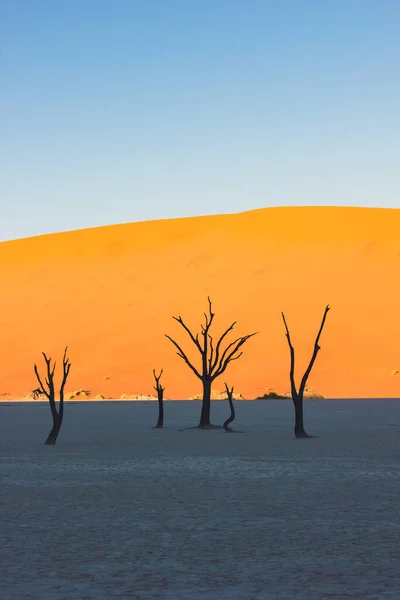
[1,399,399,599]
[1,206,400,400]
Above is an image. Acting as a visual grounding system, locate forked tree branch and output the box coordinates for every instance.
[223,382,236,432]
[282,305,330,400]
[33,363,50,399]
[172,297,216,358]
[203,297,214,334]
[153,368,165,393]
[60,347,71,397]
[34,353,57,422]
[210,322,236,373]
[298,305,330,397]
[224,382,234,394]
[212,332,258,380]
[164,334,202,379]
[172,316,203,353]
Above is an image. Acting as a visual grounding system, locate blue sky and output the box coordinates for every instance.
[1,0,399,241]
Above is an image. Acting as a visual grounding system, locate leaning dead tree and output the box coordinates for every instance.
[153,369,165,428]
[223,383,236,432]
[282,305,330,438]
[33,346,71,445]
[223,383,244,433]
[165,297,257,428]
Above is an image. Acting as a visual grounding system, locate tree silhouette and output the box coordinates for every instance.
[165,297,257,428]
[223,383,244,433]
[33,347,71,445]
[282,305,330,438]
[153,368,165,428]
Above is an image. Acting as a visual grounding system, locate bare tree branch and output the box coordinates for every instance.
[224,382,234,397]
[298,305,330,398]
[208,334,214,373]
[281,312,297,400]
[35,354,58,423]
[33,364,50,399]
[200,297,215,336]
[60,347,71,394]
[164,334,202,379]
[173,316,203,353]
[153,368,165,393]
[205,296,214,331]
[59,347,71,422]
[212,332,258,380]
[214,334,243,371]
[210,322,237,374]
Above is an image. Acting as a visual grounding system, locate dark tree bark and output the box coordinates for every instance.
[153,368,165,428]
[223,383,235,432]
[165,297,257,428]
[34,347,71,445]
[281,305,330,438]
[199,377,212,426]
[223,383,245,433]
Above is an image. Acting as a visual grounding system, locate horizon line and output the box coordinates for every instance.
[1,204,398,245]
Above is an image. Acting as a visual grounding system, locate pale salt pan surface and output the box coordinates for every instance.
[1,399,399,600]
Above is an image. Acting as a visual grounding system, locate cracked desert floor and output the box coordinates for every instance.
[1,206,400,400]
[1,399,400,599]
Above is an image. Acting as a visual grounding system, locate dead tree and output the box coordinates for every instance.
[33,347,71,445]
[223,383,236,432]
[153,369,165,428]
[165,297,257,428]
[282,305,330,438]
[222,382,244,433]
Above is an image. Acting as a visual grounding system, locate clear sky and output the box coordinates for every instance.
[1,0,399,241]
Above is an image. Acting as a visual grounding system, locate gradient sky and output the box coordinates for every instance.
[1,0,400,241]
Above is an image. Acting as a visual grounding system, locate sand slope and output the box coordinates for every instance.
[0,206,399,399]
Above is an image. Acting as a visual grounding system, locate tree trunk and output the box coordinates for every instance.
[45,416,61,445]
[293,396,309,438]
[155,397,164,428]
[223,396,235,432]
[199,379,212,427]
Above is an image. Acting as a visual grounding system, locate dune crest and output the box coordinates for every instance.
[0,206,399,399]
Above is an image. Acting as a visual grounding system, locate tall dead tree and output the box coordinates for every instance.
[282,305,330,438]
[153,368,165,428]
[165,297,257,428]
[34,346,71,445]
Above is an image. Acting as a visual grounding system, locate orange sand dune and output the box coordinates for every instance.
[0,206,399,400]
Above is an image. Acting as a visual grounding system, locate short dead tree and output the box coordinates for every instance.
[165,297,257,429]
[281,305,330,438]
[223,382,245,433]
[153,368,165,428]
[33,346,71,445]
